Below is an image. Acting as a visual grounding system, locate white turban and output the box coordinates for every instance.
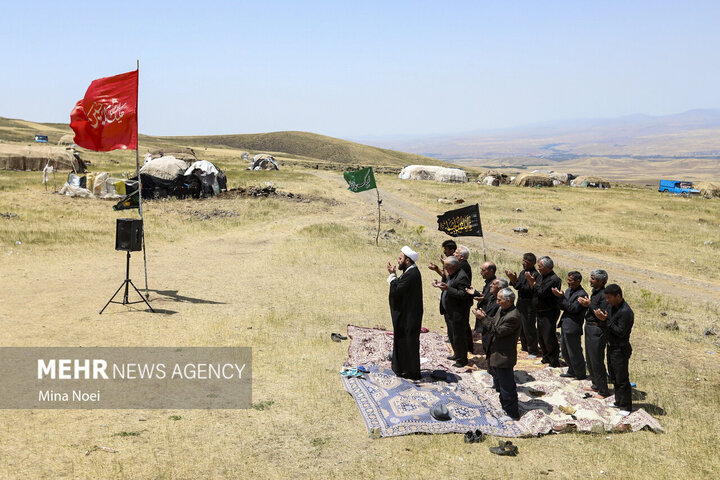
[401,246,418,263]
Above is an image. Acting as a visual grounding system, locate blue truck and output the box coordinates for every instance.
[658,180,700,195]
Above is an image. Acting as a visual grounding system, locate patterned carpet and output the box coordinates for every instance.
[342,325,664,438]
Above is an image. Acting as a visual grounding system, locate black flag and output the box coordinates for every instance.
[437,203,483,237]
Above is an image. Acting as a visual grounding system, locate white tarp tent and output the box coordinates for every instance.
[139,155,188,180]
[399,165,468,183]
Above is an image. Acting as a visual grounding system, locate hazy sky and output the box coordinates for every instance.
[2,1,719,138]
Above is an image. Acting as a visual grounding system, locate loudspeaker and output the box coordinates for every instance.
[115,218,143,251]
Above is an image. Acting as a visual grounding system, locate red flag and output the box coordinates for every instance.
[70,70,138,151]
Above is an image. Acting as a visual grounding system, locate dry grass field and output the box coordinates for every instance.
[1,145,720,479]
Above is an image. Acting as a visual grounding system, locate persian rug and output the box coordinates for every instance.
[343,326,664,437]
[341,365,525,437]
[470,368,664,435]
[345,325,481,374]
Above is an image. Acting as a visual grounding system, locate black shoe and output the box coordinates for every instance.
[453,360,469,368]
[575,375,588,380]
[331,333,347,342]
[464,431,475,443]
[541,358,550,364]
[489,440,518,456]
[447,355,459,360]
[559,373,575,378]
[474,429,486,442]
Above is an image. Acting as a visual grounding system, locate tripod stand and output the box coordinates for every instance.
[99,250,154,314]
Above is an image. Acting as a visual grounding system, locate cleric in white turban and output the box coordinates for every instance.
[385,246,424,380]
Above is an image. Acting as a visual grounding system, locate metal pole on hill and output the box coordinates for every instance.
[135,59,150,299]
[375,187,381,246]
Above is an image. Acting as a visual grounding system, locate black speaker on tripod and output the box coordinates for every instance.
[116,218,143,251]
[100,218,153,314]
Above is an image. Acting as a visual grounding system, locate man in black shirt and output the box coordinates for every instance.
[471,261,497,331]
[455,245,475,353]
[593,283,634,414]
[579,269,611,397]
[506,253,541,357]
[428,240,459,343]
[528,256,562,367]
[552,271,588,379]
[433,256,472,367]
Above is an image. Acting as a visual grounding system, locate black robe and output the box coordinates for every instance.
[388,265,423,379]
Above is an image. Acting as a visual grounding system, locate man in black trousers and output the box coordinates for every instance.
[552,271,588,379]
[528,256,562,367]
[473,287,523,420]
[433,256,472,367]
[579,269,612,397]
[472,261,496,332]
[386,246,424,380]
[506,253,541,358]
[594,283,634,415]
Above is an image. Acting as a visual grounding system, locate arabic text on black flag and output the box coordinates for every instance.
[437,203,483,237]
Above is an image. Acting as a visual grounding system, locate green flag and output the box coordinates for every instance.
[343,167,376,193]
[113,189,139,211]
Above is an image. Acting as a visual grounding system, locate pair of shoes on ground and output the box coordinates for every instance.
[463,429,486,443]
[453,360,469,368]
[489,440,518,456]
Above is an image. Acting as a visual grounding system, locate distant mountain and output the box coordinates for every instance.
[354,109,720,161]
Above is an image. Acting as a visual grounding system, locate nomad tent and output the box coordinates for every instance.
[399,165,468,183]
[139,158,227,199]
[0,144,85,172]
[57,134,76,146]
[140,156,188,181]
[571,176,610,189]
[249,154,279,170]
[512,173,554,187]
[479,170,510,186]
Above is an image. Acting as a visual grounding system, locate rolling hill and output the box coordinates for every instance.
[0,117,449,169]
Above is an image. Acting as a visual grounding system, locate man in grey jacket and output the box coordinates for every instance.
[473,288,523,420]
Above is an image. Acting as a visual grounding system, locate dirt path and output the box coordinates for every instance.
[315,170,720,304]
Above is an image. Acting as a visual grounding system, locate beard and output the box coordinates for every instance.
[398,261,408,271]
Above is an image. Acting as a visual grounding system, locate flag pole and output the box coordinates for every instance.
[135,59,150,300]
[375,187,381,246]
